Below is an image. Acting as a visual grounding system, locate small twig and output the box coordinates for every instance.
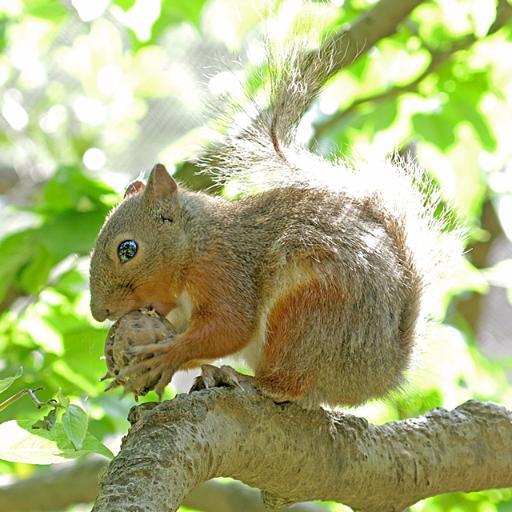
[0,387,52,412]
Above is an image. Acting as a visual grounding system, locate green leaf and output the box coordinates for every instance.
[40,165,117,214]
[0,230,37,302]
[18,245,54,295]
[446,97,496,151]
[143,0,206,46]
[0,420,113,464]
[23,0,69,22]
[39,210,110,259]
[55,389,70,409]
[412,112,457,150]
[0,16,9,53]
[62,404,88,450]
[113,0,137,10]
[0,367,23,395]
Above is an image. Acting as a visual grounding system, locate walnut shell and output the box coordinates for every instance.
[103,308,176,398]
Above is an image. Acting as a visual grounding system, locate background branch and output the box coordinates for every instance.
[92,388,512,512]
[0,458,324,512]
[175,0,427,189]
[313,0,512,141]
[318,0,424,76]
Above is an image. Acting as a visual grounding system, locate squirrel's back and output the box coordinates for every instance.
[181,35,460,406]
[212,151,451,406]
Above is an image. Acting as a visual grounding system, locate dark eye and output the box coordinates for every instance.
[117,240,138,263]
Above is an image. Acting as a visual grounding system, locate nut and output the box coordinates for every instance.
[102,308,176,398]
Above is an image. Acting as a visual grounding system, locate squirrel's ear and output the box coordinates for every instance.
[124,179,145,198]
[145,163,178,201]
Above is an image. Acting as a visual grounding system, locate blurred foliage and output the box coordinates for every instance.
[0,0,511,511]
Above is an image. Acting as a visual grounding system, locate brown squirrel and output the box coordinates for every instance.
[89,37,457,407]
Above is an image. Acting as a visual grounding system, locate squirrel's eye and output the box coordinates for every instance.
[117,240,138,263]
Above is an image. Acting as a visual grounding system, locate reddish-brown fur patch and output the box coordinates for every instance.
[159,254,256,368]
[179,359,210,370]
[256,278,342,401]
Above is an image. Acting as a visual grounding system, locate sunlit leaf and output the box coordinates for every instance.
[484,259,512,289]
[0,230,36,302]
[149,0,206,43]
[40,166,117,214]
[412,112,457,150]
[39,210,109,260]
[113,0,137,10]
[32,408,57,431]
[23,0,69,22]
[0,16,8,52]
[62,404,88,450]
[0,420,113,464]
[55,388,70,409]
[18,245,54,295]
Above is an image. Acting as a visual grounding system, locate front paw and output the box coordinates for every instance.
[102,309,179,399]
[119,347,179,399]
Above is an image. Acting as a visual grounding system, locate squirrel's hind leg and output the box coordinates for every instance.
[190,277,343,407]
[253,278,341,405]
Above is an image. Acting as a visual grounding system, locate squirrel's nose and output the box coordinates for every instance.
[91,303,109,322]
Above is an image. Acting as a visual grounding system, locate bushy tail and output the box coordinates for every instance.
[200,36,341,186]
[200,25,464,337]
[261,41,338,153]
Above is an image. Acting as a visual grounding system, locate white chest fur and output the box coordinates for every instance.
[166,290,193,333]
[165,290,267,372]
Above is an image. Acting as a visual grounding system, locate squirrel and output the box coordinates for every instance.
[89,35,457,408]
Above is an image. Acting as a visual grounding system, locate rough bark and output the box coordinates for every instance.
[91,387,512,512]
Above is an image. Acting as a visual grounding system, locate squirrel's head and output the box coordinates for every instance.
[89,164,187,322]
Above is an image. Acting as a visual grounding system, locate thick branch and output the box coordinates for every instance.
[92,388,512,512]
[0,459,105,512]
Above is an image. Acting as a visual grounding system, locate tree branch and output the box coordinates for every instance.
[0,459,106,512]
[276,0,427,130]
[91,387,512,512]
[318,0,425,77]
[456,199,503,333]
[313,0,512,141]
[0,458,323,512]
[178,0,427,187]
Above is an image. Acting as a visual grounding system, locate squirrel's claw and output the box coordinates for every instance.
[190,364,252,393]
[104,380,121,392]
[127,338,175,355]
[155,369,174,399]
[118,352,178,400]
[118,358,155,378]
[99,371,114,382]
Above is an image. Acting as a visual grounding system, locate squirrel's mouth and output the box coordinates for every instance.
[146,301,172,318]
